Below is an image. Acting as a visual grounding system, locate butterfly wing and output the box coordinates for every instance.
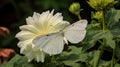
[32,32,64,55]
[63,20,87,43]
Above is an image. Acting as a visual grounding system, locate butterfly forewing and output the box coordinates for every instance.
[32,32,64,55]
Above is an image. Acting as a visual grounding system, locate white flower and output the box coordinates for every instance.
[15,10,70,62]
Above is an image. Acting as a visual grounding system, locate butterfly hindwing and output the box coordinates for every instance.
[63,20,87,43]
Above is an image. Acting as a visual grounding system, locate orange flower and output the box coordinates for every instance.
[0,26,10,37]
[0,48,15,64]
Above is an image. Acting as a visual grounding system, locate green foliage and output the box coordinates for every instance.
[57,46,92,67]
[0,54,34,67]
[81,2,120,66]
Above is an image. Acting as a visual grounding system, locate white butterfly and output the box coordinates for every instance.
[32,20,88,55]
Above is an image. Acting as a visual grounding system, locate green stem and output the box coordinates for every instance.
[94,38,106,67]
[94,45,104,67]
[102,11,106,31]
[77,13,81,20]
[94,11,107,67]
[51,56,56,63]
[111,43,117,67]
[111,49,115,67]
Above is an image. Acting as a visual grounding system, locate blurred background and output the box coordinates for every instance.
[0,0,120,54]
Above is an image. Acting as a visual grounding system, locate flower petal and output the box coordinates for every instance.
[16,31,36,41]
[20,25,40,34]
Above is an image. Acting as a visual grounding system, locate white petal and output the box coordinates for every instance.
[15,31,36,41]
[33,12,41,21]
[48,13,62,25]
[26,17,35,25]
[20,25,40,34]
[17,39,32,48]
[46,10,54,21]
[25,46,45,62]
[35,50,45,62]
[38,11,50,23]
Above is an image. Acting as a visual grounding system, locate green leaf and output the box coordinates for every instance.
[104,30,115,49]
[0,54,22,67]
[99,60,110,67]
[0,62,14,67]
[115,44,120,60]
[83,29,115,50]
[59,46,92,67]
[106,8,120,38]
[89,51,111,67]
[106,8,120,28]
[13,57,34,67]
[82,24,103,51]
[114,9,120,22]
[67,46,82,54]
[1,54,34,67]
[60,46,87,62]
[63,61,80,67]
[110,21,120,38]
[115,64,120,67]
[89,50,101,67]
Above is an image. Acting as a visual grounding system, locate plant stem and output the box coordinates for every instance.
[102,11,106,31]
[116,41,120,63]
[77,13,81,20]
[51,56,56,63]
[94,11,107,67]
[94,44,104,67]
[111,49,115,67]
[111,44,116,67]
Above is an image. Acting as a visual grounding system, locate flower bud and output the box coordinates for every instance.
[69,2,81,15]
[87,0,117,11]
[93,11,103,20]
